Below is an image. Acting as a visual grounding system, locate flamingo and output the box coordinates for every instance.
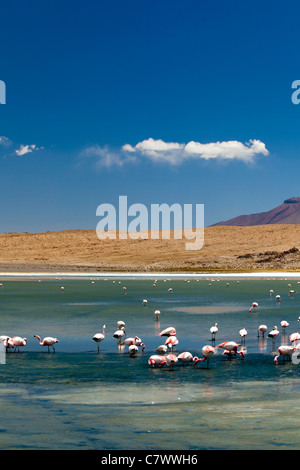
[117,321,125,330]
[289,332,300,344]
[141,299,148,307]
[217,341,245,359]
[276,294,281,302]
[210,323,218,342]
[249,302,258,312]
[280,320,289,333]
[165,336,179,351]
[274,345,296,364]
[0,335,10,343]
[194,345,215,368]
[129,345,138,357]
[92,324,106,353]
[113,326,126,346]
[34,335,59,353]
[268,326,280,341]
[154,310,161,320]
[156,344,168,354]
[121,336,142,347]
[159,327,176,337]
[148,355,167,367]
[1,336,14,352]
[258,324,268,338]
[11,336,27,352]
[166,353,178,369]
[122,336,142,346]
[239,328,247,344]
[177,351,194,365]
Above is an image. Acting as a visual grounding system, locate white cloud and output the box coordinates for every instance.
[0,137,43,158]
[15,144,38,156]
[184,139,269,162]
[0,136,12,147]
[80,144,137,168]
[122,138,269,165]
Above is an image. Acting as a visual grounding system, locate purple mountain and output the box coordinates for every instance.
[213,197,300,226]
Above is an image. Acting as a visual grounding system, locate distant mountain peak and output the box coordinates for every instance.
[284,197,300,204]
[213,197,300,226]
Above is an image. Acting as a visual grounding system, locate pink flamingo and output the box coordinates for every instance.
[34,335,59,353]
[289,332,300,344]
[148,355,167,367]
[274,345,296,364]
[11,336,27,352]
[268,326,280,341]
[249,302,258,312]
[129,345,138,357]
[2,336,14,352]
[154,310,161,320]
[121,337,145,352]
[257,325,267,338]
[194,345,216,368]
[280,320,289,333]
[217,341,245,359]
[210,323,218,342]
[159,327,176,337]
[92,324,106,353]
[121,336,142,347]
[156,344,168,354]
[113,326,126,347]
[177,351,195,365]
[166,353,178,369]
[165,336,179,351]
[239,328,247,344]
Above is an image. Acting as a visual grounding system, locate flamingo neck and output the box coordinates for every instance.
[35,335,42,344]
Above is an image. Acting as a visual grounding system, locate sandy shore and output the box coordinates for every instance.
[0,225,300,273]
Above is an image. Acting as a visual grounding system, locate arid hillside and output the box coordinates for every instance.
[213,197,300,226]
[0,225,300,272]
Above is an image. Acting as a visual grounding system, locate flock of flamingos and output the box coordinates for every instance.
[0,280,300,367]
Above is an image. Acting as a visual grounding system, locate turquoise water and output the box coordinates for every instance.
[0,276,300,450]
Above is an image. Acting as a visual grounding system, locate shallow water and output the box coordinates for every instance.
[0,276,299,449]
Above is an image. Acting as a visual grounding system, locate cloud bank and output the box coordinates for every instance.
[122,138,269,165]
[81,137,269,168]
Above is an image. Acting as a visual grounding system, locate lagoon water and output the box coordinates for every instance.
[0,276,300,450]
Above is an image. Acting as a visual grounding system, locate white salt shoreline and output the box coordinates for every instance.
[0,271,300,279]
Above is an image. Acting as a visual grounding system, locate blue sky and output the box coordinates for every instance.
[1,0,300,232]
